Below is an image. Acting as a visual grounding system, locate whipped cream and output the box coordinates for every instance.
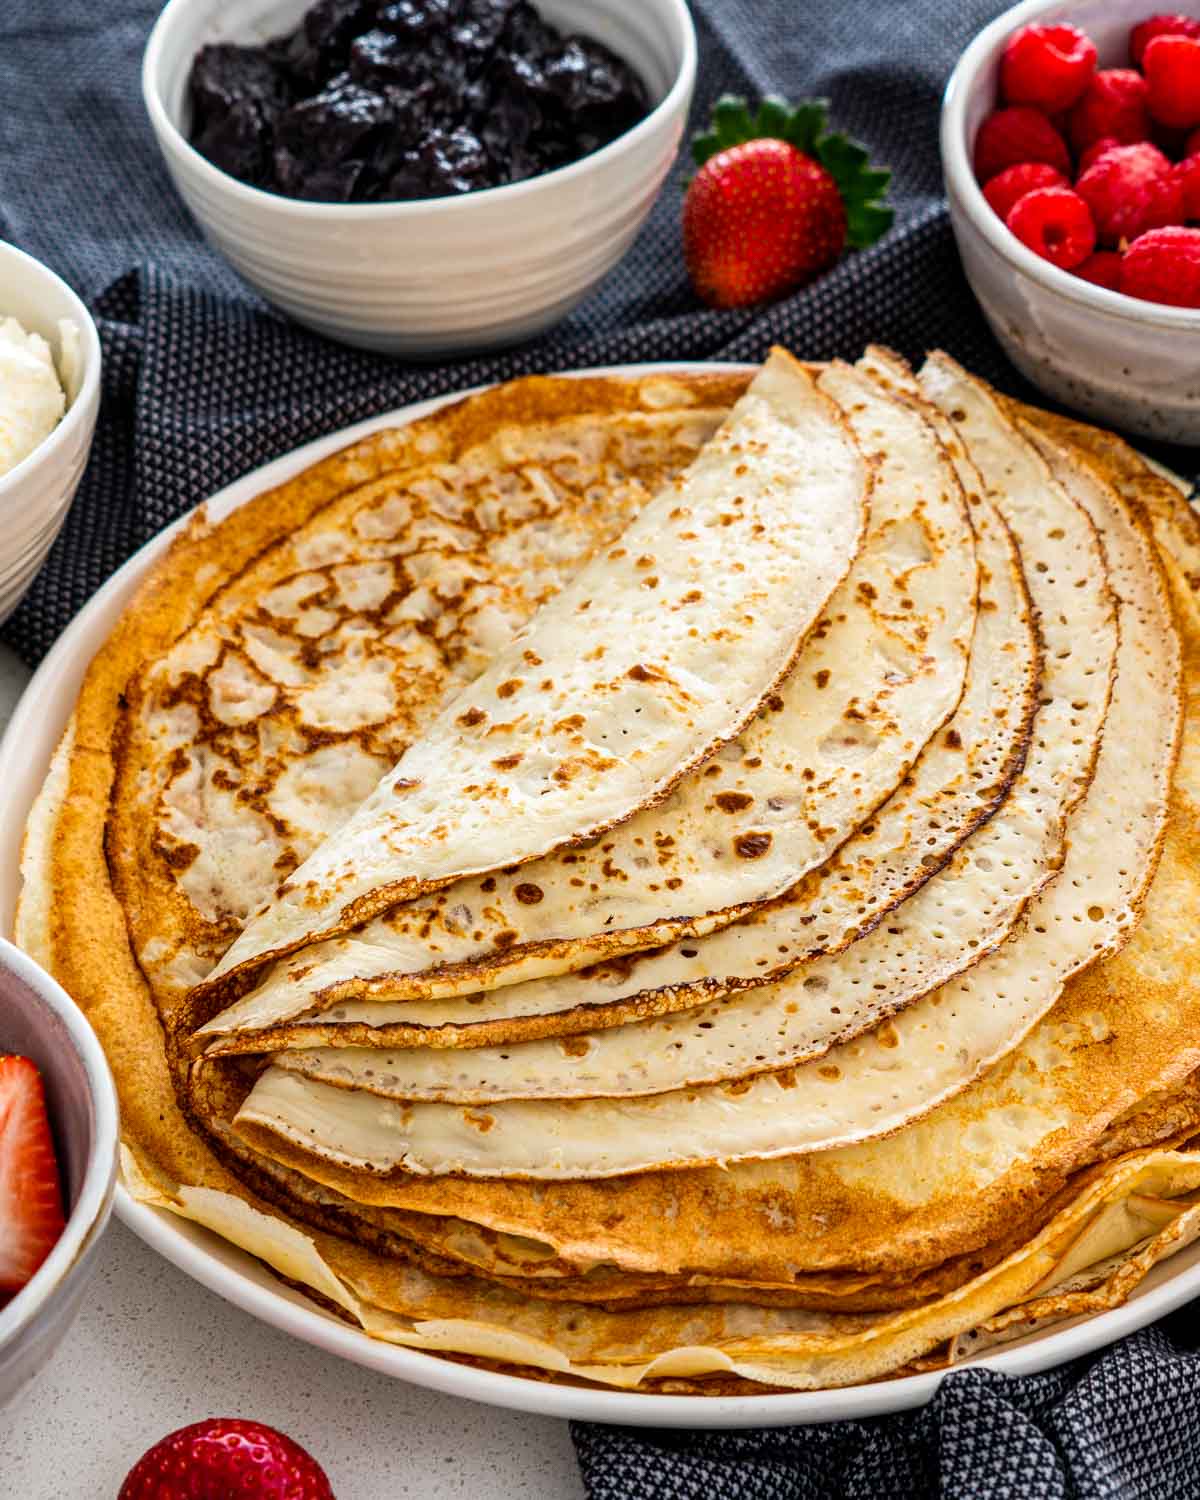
[0,316,72,479]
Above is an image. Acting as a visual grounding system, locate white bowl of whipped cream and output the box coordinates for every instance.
[0,242,101,626]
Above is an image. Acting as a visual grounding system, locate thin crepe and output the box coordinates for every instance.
[118,1138,1200,1392]
[105,371,748,1007]
[200,360,1037,1058]
[197,351,871,1007]
[235,361,1184,1177]
[200,362,976,1038]
[202,1082,1200,1311]
[205,459,1032,1058]
[220,438,1197,1294]
[15,361,1199,1398]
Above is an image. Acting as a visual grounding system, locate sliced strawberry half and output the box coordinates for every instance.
[0,1056,66,1298]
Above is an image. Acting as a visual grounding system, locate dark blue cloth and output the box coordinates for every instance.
[2,2,1199,1494]
[572,1316,1200,1500]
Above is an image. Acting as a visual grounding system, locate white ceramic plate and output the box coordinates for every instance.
[0,364,1197,1429]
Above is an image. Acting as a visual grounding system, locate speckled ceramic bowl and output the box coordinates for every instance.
[0,940,118,1405]
[942,0,1200,443]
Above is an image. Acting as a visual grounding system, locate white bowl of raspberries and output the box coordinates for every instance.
[942,0,1200,442]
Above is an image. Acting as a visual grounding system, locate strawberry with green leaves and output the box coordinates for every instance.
[683,96,893,308]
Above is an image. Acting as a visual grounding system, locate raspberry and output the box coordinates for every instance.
[1074,250,1124,289]
[1119,225,1200,305]
[982,161,1069,220]
[974,107,1071,183]
[1077,136,1121,174]
[1130,13,1200,67]
[1006,186,1096,269]
[1175,154,1200,218]
[1143,35,1200,129]
[1068,69,1152,152]
[1075,142,1183,246]
[1000,24,1097,112]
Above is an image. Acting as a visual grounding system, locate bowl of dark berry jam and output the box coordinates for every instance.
[143,0,696,355]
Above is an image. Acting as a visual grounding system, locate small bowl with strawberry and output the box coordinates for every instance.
[0,938,118,1404]
[943,0,1200,441]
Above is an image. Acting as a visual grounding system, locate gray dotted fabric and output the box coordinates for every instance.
[572,1315,1200,1500]
[2,1,1199,1492]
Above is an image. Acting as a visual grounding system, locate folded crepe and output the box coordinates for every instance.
[196,349,873,1010]
[228,354,1180,1180]
[199,425,1036,1055]
[17,348,1200,1397]
[199,359,977,1038]
[97,369,750,1005]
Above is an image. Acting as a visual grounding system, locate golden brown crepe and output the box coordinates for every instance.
[17,354,1200,1395]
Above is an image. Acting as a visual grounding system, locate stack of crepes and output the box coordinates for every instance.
[18,345,1200,1394]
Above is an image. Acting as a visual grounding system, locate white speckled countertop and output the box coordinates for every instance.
[0,644,585,1498]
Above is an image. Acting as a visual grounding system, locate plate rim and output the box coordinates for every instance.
[3,359,1199,1429]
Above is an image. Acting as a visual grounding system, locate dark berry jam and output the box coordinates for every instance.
[187,0,650,203]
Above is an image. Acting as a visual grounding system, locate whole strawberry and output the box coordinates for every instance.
[118,1419,334,1500]
[683,97,892,308]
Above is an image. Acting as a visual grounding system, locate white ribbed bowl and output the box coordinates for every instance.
[0,243,101,626]
[143,0,696,355]
[942,0,1200,443]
